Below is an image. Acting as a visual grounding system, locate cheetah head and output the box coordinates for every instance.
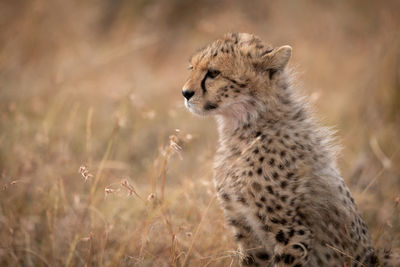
[182,33,291,121]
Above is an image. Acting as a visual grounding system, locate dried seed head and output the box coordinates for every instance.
[120,179,144,202]
[79,165,93,182]
[105,188,115,196]
[147,193,155,201]
[168,132,182,159]
[121,179,134,196]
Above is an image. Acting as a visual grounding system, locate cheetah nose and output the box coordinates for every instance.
[182,90,195,100]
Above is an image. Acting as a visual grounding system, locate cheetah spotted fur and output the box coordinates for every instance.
[182,33,382,267]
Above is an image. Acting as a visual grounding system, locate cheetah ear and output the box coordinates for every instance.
[267,45,292,70]
[254,45,292,78]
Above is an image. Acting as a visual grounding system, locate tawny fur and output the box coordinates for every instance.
[182,33,384,266]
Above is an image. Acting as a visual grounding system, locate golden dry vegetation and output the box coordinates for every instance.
[0,0,399,266]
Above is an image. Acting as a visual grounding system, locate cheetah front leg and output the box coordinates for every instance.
[225,215,273,266]
[271,226,312,267]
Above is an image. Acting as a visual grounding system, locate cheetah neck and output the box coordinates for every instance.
[216,96,264,134]
[216,84,300,138]
[215,83,338,172]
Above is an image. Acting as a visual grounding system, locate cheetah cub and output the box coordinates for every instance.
[182,33,379,267]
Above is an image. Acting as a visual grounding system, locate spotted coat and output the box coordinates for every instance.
[182,33,378,267]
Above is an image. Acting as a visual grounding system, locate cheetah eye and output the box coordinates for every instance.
[188,65,193,70]
[207,69,220,78]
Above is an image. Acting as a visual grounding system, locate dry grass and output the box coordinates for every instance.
[0,0,400,266]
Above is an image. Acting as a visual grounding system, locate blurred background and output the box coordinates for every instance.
[0,0,399,266]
